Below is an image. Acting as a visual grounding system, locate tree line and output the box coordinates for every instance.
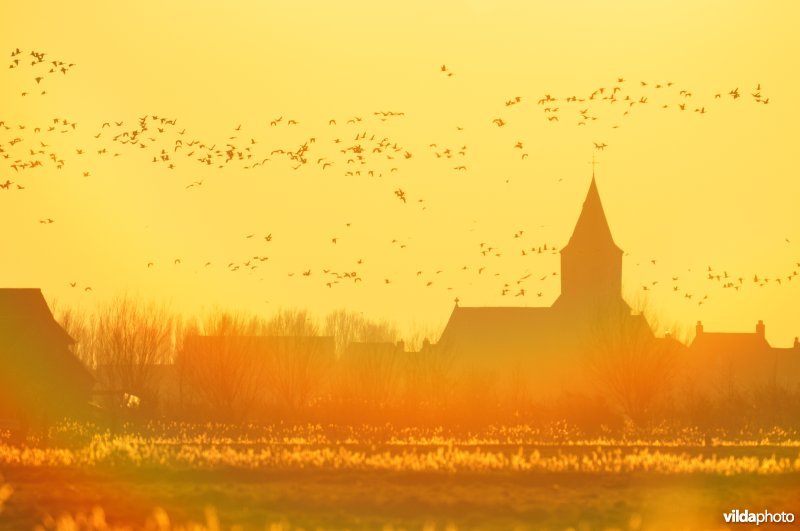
[50,296,800,432]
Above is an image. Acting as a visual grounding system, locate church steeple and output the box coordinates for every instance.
[562,176,621,254]
[554,175,625,312]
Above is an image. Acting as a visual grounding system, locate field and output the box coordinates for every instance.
[1,424,799,530]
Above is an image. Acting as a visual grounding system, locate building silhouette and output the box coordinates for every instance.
[431,175,798,399]
[0,288,94,427]
[433,176,669,396]
[686,320,800,392]
[552,176,626,314]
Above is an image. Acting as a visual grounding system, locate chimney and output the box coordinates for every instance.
[396,340,405,352]
[756,320,765,337]
[696,321,704,336]
[794,337,799,350]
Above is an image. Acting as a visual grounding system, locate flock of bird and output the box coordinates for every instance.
[8,48,76,97]
[2,48,793,309]
[628,257,800,307]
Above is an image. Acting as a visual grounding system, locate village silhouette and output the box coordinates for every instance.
[1,174,798,432]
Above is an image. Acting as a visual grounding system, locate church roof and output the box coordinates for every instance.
[439,306,555,343]
[436,304,659,372]
[563,176,621,253]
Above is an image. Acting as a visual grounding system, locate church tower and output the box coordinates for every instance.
[553,175,627,313]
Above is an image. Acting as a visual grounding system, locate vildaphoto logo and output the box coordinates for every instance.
[723,509,795,525]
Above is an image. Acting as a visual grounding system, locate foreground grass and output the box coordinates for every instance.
[1,423,799,529]
[3,422,799,475]
[2,437,800,475]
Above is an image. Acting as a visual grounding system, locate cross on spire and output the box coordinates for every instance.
[589,152,600,177]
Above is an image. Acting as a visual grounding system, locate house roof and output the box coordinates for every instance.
[0,288,93,391]
[690,332,771,355]
[686,333,800,385]
[562,176,622,254]
[0,288,74,345]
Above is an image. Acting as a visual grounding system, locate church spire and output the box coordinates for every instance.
[553,173,626,312]
[562,175,621,253]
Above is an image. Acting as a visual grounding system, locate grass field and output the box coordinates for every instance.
[1,424,799,530]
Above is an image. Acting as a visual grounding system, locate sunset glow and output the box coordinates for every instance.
[2,0,798,343]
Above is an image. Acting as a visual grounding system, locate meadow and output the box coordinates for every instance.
[1,423,799,530]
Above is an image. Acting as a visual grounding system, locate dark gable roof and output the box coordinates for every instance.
[0,288,93,390]
[0,288,74,345]
[562,176,622,254]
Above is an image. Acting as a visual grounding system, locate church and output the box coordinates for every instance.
[428,174,799,403]
[433,175,672,398]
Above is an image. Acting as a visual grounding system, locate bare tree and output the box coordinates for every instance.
[323,309,399,357]
[340,343,403,409]
[586,297,683,425]
[177,311,266,421]
[263,308,331,413]
[401,320,446,352]
[93,295,175,412]
[323,310,401,411]
[52,302,98,369]
[400,340,455,415]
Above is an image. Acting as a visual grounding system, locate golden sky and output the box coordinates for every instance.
[1,0,798,345]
